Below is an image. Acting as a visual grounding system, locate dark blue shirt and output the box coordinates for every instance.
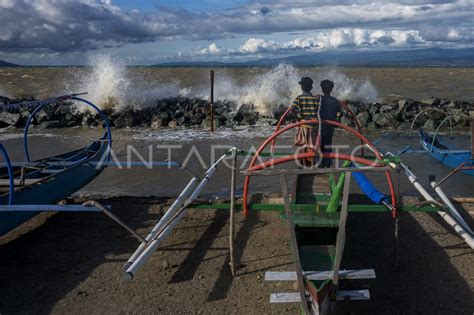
[319,95,341,136]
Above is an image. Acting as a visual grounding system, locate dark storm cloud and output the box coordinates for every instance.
[0,0,472,53]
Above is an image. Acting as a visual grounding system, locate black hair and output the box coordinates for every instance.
[320,80,334,95]
[301,82,312,93]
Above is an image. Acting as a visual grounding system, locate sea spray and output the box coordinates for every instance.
[197,65,378,114]
[79,54,129,110]
[77,54,182,111]
[311,68,379,103]
[75,55,379,113]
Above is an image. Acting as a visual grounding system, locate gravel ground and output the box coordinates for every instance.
[0,197,472,314]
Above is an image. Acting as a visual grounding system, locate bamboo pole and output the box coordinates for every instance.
[280,174,311,315]
[229,148,237,276]
[331,172,351,295]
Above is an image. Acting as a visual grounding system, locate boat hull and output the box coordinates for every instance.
[419,130,474,176]
[0,142,108,236]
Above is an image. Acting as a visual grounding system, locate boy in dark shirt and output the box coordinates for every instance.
[319,80,341,168]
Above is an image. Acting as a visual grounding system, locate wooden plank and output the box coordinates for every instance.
[280,174,310,315]
[0,205,102,212]
[332,172,351,292]
[265,269,376,281]
[0,178,42,186]
[336,290,370,301]
[270,290,370,303]
[270,292,303,303]
[242,166,391,176]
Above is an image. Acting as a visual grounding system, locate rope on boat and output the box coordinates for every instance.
[0,93,86,111]
[0,144,14,205]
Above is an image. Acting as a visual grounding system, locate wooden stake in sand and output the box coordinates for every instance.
[229,148,237,276]
[210,70,215,133]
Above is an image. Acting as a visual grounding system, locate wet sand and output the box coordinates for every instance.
[0,197,473,314]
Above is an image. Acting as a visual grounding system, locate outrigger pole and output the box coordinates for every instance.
[123,148,236,281]
[384,152,474,249]
[0,93,87,111]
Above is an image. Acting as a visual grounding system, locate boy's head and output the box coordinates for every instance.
[320,80,334,95]
[298,77,313,93]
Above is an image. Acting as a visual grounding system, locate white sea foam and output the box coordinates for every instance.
[74,55,379,113]
[77,54,182,111]
[0,132,55,141]
[130,126,295,143]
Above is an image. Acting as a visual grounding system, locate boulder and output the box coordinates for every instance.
[0,111,20,127]
[113,111,135,128]
[255,118,277,127]
[420,97,440,106]
[176,115,190,126]
[40,120,60,129]
[397,122,412,131]
[340,115,354,127]
[356,111,370,127]
[150,118,166,129]
[35,107,55,123]
[168,120,178,129]
[201,118,220,129]
[447,101,456,108]
[423,119,435,130]
[425,110,445,120]
[372,112,398,128]
[367,121,377,129]
[190,112,205,125]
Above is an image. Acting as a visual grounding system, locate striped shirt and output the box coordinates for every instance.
[291,92,320,128]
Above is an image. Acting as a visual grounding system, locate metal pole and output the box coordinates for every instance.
[229,148,237,276]
[210,70,215,133]
[83,200,146,243]
[394,168,400,269]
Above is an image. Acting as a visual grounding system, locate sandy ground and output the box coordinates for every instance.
[0,197,473,314]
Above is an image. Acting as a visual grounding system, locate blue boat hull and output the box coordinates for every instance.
[0,141,108,236]
[419,130,474,176]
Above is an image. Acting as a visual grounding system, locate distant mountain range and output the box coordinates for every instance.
[0,60,19,67]
[1,48,473,67]
[156,48,474,67]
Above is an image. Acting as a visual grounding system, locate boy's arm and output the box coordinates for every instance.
[291,97,300,114]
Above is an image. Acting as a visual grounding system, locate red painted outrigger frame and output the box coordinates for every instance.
[243,119,398,218]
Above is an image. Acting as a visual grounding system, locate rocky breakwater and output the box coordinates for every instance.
[0,96,472,130]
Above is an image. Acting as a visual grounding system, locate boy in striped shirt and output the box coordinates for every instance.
[291,77,321,166]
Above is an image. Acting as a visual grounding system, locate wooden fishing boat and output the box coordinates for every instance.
[0,139,109,236]
[419,129,473,176]
[0,94,112,236]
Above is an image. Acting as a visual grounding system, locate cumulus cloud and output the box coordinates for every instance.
[200,43,225,55]
[0,0,472,54]
[199,28,428,57]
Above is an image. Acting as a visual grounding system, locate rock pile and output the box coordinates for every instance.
[0,96,472,130]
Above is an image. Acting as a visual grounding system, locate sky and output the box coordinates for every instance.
[0,0,472,65]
